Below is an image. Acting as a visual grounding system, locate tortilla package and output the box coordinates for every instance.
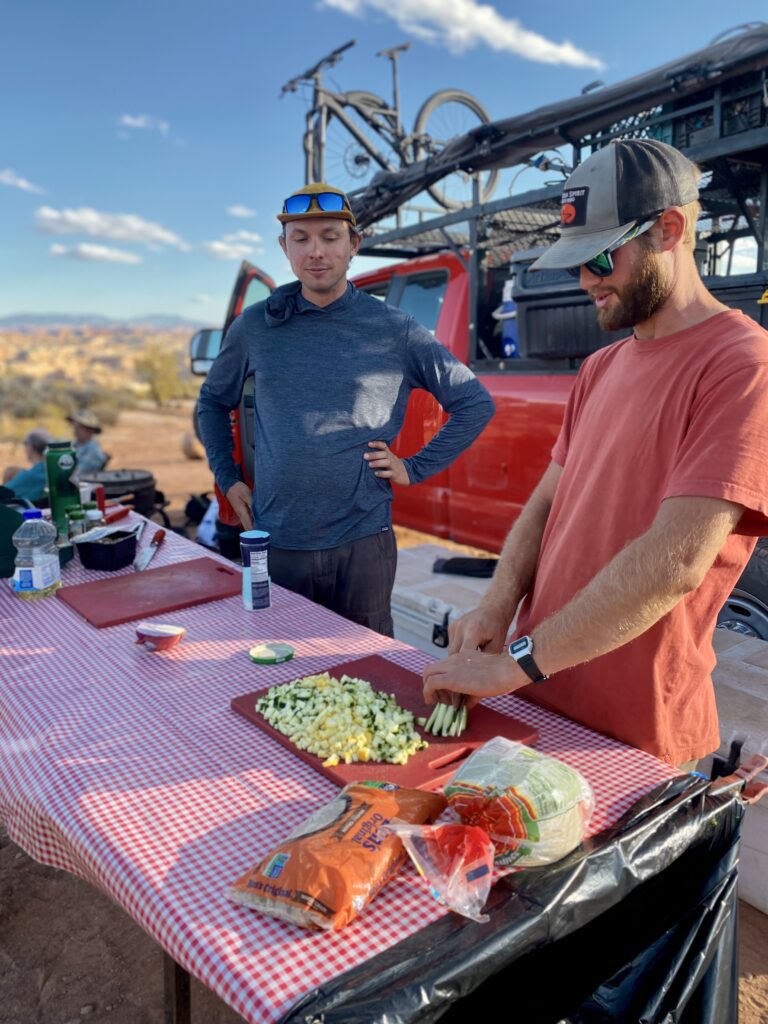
[444,738,594,868]
[228,781,446,930]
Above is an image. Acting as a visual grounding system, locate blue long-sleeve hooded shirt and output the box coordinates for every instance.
[197,281,494,550]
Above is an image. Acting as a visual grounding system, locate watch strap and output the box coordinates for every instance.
[509,636,549,683]
[516,652,548,683]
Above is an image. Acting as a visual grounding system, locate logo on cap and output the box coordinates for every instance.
[560,186,589,228]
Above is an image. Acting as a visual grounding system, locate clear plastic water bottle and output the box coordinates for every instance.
[11,510,61,600]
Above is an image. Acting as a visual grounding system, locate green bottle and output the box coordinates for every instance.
[45,440,80,537]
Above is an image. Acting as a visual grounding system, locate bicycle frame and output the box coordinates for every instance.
[289,39,495,210]
[304,84,409,183]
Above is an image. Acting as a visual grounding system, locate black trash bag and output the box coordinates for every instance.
[283,775,744,1024]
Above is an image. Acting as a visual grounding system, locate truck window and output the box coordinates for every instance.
[392,272,448,333]
[359,281,391,301]
[241,275,271,311]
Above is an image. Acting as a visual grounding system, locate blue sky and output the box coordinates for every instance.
[1,1,765,321]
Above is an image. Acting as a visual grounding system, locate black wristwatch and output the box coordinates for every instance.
[508,635,549,683]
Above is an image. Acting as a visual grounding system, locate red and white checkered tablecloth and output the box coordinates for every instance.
[0,516,678,1023]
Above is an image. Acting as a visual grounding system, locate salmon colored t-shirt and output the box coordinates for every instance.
[516,309,768,763]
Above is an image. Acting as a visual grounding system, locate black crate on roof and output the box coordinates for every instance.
[723,91,765,136]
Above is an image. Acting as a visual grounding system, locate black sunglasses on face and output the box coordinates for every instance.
[282,192,350,215]
[565,216,659,279]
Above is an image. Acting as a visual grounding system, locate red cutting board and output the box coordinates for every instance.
[57,556,242,628]
[231,654,538,792]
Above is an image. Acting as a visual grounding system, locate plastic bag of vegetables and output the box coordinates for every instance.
[382,821,494,922]
[444,738,594,867]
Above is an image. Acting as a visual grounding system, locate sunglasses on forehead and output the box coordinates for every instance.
[282,191,351,215]
[565,216,659,278]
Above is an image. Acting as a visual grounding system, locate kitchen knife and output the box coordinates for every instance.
[104,505,131,525]
[133,529,165,571]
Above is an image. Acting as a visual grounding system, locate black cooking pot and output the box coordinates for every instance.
[79,469,157,516]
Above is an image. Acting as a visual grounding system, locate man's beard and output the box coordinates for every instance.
[594,248,671,331]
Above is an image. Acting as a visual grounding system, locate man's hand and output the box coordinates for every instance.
[448,603,511,655]
[364,441,410,486]
[226,482,254,530]
[423,650,527,708]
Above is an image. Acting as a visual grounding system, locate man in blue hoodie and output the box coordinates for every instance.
[197,183,494,636]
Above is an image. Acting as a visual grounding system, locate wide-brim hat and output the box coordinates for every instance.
[277,183,357,228]
[532,139,700,271]
[67,409,102,433]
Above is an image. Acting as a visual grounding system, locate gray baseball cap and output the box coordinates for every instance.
[531,139,700,271]
[24,428,54,454]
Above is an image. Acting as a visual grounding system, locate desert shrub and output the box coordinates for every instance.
[134,343,200,406]
[0,373,134,440]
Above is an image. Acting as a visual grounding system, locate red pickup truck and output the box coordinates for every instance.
[350,250,569,552]
[191,250,768,638]
[352,249,768,552]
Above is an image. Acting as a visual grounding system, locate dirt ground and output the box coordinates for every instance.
[1,404,766,1022]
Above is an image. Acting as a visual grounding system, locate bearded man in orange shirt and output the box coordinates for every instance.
[424,139,768,767]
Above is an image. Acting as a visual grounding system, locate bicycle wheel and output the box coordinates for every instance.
[315,96,400,195]
[413,90,499,210]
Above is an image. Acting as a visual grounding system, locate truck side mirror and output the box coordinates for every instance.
[189,328,224,376]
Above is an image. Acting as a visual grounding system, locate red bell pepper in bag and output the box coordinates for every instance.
[383,821,494,923]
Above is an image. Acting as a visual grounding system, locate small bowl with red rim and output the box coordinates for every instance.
[135,622,186,652]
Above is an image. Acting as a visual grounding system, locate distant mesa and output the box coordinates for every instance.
[0,313,211,330]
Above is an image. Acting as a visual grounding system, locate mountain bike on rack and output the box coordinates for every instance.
[280,39,499,211]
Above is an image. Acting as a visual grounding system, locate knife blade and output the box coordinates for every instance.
[133,529,165,571]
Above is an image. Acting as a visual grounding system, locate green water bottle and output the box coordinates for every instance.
[45,440,80,537]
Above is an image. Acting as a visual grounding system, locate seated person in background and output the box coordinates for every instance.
[2,428,54,503]
[66,410,108,477]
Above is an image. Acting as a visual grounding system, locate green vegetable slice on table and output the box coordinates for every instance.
[418,697,469,738]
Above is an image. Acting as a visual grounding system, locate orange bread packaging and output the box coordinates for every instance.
[228,781,446,930]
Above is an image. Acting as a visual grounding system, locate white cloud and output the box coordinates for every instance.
[119,113,170,136]
[227,230,262,243]
[0,168,45,194]
[204,240,254,260]
[191,293,212,304]
[36,206,188,250]
[50,242,142,265]
[322,0,603,68]
[228,204,256,218]
[203,229,263,260]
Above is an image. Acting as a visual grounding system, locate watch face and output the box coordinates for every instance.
[510,637,531,657]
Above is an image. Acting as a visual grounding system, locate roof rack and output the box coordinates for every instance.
[353,24,768,271]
